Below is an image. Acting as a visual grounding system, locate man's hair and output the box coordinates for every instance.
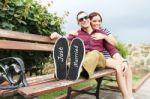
[89,12,102,22]
[76,11,86,21]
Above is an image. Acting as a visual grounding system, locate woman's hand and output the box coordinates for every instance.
[91,33,106,40]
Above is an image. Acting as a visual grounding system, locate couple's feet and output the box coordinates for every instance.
[53,37,85,80]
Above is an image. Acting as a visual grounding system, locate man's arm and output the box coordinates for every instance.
[50,32,62,39]
[104,41,128,73]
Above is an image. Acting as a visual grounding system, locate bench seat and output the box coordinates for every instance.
[18,69,115,98]
[0,74,54,97]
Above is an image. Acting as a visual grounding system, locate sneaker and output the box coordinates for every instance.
[53,37,69,80]
[67,38,85,80]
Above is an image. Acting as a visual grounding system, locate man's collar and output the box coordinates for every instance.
[80,28,100,34]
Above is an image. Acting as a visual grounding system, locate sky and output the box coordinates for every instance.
[41,0,150,43]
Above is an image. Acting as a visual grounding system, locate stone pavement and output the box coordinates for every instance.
[134,78,150,99]
[74,78,150,99]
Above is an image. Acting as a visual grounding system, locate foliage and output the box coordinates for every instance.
[0,0,65,75]
[116,41,129,58]
[0,0,65,35]
[0,50,51,75]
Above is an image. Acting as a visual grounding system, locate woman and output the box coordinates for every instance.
[89,12,134,99]
[50,11,134,99]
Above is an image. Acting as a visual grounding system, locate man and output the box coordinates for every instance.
[51,11,133,99]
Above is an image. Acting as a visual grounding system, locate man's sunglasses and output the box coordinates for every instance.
[78,16,89,22]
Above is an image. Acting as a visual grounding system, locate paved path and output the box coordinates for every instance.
[74,78,150,99]
[134,78,150,99]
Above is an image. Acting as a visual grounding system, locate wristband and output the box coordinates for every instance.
[122,60,128,65]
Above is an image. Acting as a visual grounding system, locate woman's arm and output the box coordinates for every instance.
[100,28,117,47]
[104,34,117,47]
[91,32,117,47]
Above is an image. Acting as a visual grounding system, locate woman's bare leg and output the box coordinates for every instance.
[106,58,130,99]
[125,65,133,97]
[113,53,133,98]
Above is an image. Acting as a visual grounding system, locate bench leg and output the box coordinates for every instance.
[66,87,72,99]
[66,77,103,99]
[13,95,38,99]
[95,77,103,99]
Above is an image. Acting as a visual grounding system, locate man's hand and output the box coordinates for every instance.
[91,33,106,40]
[50,32,61,39]
[68,31,78,36]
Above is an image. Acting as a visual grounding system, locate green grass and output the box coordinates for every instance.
[39,80,97,99]
[101,73,144,87]
[132,74,142,84]
[39,72,148,99]
[39,89,68,99]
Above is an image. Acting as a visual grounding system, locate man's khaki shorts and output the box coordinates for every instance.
[82,50,106,78]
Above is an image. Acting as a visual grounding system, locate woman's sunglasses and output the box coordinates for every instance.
[78,16,89,22]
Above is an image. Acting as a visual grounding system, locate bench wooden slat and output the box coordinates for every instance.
[0,40,54,51]
[0,74,55,97]
[27,74,55,86]
[18,69,115,98]
[0,29,56,43]
[0,90,18,97]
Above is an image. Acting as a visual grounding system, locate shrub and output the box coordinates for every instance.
[116,41,129,58]
[0,0,65,75]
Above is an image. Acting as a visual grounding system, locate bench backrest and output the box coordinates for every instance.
[0,29,56,52]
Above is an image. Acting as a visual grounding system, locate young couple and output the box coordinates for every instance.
[50,11,134,99]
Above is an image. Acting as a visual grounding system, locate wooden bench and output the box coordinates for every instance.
[0,29,116,99]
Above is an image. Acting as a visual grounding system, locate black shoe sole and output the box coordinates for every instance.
[68,38,85,80]
[53,37,69,80]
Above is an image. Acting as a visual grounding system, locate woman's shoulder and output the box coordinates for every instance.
[100,27,111,35]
